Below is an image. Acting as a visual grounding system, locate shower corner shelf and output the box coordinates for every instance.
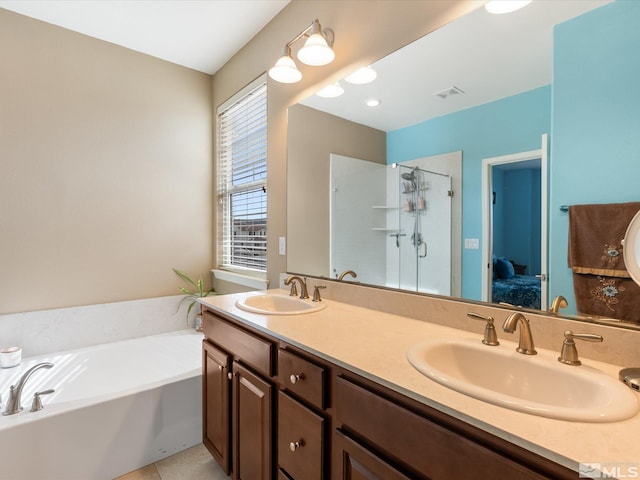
[371,227,398,231]
[372,205,398,209]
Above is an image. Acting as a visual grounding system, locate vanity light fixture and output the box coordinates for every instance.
[316,82,344,98]
[485,0,532,14]
[344,65,377,85]
[268,19,335,84]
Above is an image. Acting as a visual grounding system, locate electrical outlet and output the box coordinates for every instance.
[279,237,286,255]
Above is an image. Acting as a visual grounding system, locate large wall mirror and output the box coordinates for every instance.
[287,0,640,330]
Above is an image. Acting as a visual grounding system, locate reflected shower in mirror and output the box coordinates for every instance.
[286,0,640,329]
[330,155,460,295]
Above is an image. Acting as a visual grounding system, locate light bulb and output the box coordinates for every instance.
[345,66,377,85]
[268,55,302,83]
[297,33,335,66]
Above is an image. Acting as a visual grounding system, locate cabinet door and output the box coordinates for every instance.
[333,430,413,480]
[232,361,273,480]
[203,340,231,475]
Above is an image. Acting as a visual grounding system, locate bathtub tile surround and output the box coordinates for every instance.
[0,295,196,357]
[116,444,229,480]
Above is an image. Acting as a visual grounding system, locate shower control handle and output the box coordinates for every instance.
[390,233,406,248]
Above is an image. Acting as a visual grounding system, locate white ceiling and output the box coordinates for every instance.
[301,0,612,132]
[0,0,290,74]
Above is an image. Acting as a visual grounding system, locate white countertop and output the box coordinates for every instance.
[200,290,640,472]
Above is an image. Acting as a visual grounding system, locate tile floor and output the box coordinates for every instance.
[115,444,229,480]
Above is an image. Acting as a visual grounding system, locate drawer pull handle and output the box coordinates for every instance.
[289,439,304,452]
[289,373,304,384]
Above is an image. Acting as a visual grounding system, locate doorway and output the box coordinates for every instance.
[481,135,548,310]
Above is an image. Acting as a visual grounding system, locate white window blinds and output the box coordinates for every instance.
[217,81,267,272]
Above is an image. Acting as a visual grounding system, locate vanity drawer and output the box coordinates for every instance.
[278,391,326,480]
[335,376,550,480]
[279,349,327,409]
[203,311,275,377]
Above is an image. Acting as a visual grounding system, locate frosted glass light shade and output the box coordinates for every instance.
[345,66,377,85]
[268,55,302,83]
[485,0,532,14]
[297,33,335,66]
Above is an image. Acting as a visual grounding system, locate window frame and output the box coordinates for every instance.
[216,76,268,275]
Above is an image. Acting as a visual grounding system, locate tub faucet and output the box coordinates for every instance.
[3,362,54,416]
[502,312,537,355]
[284,275,309,299]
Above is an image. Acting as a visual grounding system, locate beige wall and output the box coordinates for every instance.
[287,104,386,276]
[211,0,482,291]
[0,9,213,314]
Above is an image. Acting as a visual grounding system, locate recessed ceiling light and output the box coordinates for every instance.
[344,66,377,85]
[485,0,532,14]
[316,82,344,98]
[366,99,381,107]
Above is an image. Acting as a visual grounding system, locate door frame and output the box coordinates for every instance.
[481,134,548,309]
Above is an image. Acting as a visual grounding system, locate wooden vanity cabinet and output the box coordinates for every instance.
[203,310,276,480]
[276,346,330,480]
[202,308,577,480]
[333,374,576,480]
[202,340,231,474]
[232,361,273,480]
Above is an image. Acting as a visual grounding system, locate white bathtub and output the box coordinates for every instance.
[0,330,203,480]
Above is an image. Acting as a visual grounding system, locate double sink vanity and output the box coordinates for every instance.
[199,279,640,480]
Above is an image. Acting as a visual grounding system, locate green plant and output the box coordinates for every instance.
[173,268,216,323]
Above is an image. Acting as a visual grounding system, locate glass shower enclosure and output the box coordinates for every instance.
[330,155,452,294]
[390,164,452,294]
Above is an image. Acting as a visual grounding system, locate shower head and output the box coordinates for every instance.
[401,167,419,182]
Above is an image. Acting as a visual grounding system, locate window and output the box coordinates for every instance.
[217,79,267,272]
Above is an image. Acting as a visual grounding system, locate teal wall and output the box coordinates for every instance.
[550,0,640,314]
[387,0,640,306]
[387,86,550,300]
[495,168,541,275]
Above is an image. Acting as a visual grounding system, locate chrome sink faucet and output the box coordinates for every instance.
[284,275,309,299]
[502,312,537,355]
[3,362,54,416]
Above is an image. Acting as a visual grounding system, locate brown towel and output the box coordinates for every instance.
[568,202,640,276]
[568,202,640,322]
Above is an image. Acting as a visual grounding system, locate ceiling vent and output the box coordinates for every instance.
[433,86,464,99]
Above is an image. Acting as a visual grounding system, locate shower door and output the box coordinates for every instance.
[396,165,452,294]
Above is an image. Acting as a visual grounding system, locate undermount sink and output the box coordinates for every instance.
[235,294,326,315]
[407,338,639,422]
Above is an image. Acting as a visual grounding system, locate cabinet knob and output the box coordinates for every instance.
[218,365,224,371]
[289,440,304,452]
[227,372,233,380]
[289,373,304,384]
